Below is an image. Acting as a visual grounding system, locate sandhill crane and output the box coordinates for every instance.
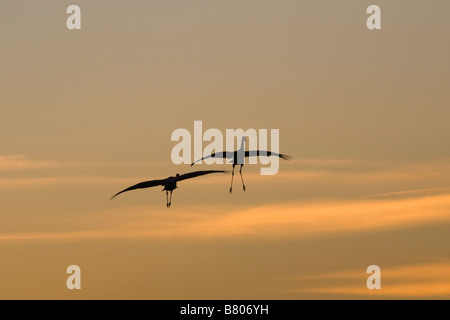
[111,170,227,207]
[191,137,292,193]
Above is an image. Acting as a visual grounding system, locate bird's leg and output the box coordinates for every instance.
[229,164,236,194]
[166,191,169,208]
[239,164,246,192]
[169,191,173,208]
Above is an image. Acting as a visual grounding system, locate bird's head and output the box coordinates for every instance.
[176,173,180,178]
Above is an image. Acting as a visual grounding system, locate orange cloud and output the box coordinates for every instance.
[291,262,450,298]
[0,155,59,171]
[0,176,136,190]
[1,193,450,242]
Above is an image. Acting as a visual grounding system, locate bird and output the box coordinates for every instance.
[191,136,292,193]
[111,170,227,208]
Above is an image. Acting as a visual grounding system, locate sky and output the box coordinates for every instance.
[1,0,450,299]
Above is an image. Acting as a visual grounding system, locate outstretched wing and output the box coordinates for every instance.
[111,179,166,199]
[178,170,228,181]
[191,152,234,166]
[245,150,292,161]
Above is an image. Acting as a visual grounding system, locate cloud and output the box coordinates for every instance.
[0,139,112,146]
[0,176,136,190]
[2,155,450,195]
[364,187,450,199]
[2,157,450,244]
[0,172,229,191]
[290,262,450,298]
[0,155,59,171]
[142,193,450,239]
[198,157,450,187]
[1,193,450,242]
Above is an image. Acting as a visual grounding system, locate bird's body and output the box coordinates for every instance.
[111,170,227,207]
[191,137,292,193]
[162,175,178,192]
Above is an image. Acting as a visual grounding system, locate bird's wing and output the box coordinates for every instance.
[178,170,228,181]
[111,179,166,199]
[190,152,231,166]
[245,150,292,161]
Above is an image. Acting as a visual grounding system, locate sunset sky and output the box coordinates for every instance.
[1,0,450,299]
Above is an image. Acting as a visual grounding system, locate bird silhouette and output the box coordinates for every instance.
[111,170,227,208]
[191,137,292,193]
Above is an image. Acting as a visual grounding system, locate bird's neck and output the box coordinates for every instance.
[239,138,245,152]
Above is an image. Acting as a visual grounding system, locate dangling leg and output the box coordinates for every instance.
[168,191,173,208]
[229,164,236,194]
[166,191,169,208]
[239,164,246,192]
